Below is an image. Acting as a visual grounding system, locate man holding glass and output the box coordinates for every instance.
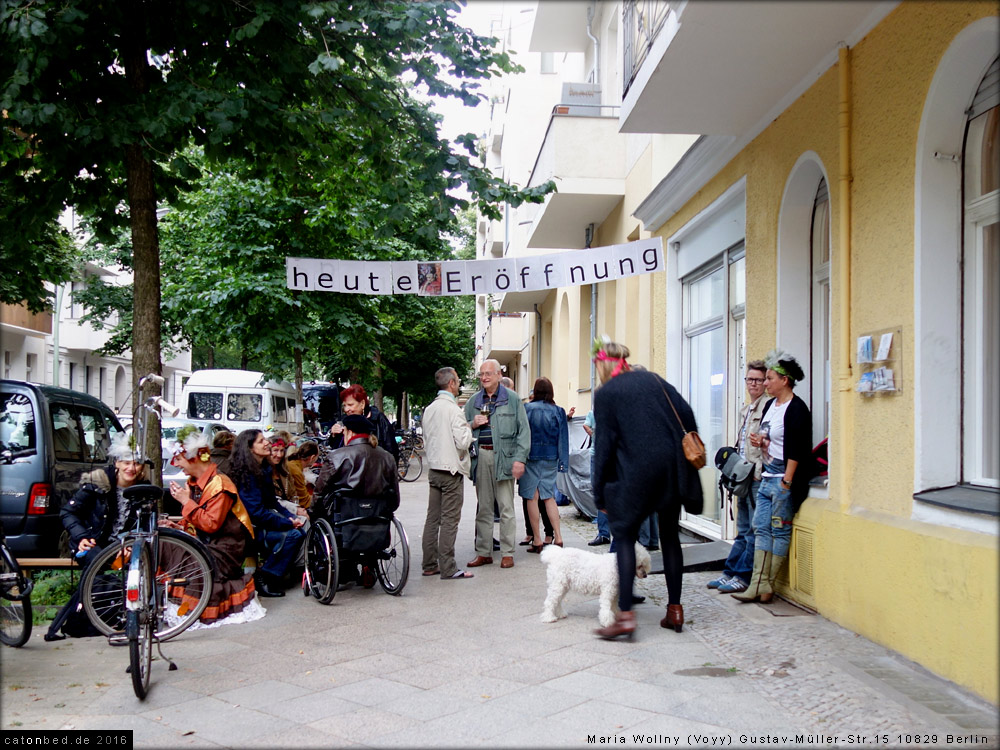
[464,359,531,569]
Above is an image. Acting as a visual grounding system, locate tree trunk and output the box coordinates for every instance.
[241,349,248,370]
[123,7,162,485]
[293,346,303,430]
[372,350,383,411]
[207,346,215,369]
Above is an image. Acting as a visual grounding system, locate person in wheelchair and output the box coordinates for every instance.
[313,414,400,586]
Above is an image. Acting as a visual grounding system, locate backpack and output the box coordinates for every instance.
[714,446,755,499]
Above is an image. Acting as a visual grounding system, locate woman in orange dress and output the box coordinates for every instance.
[166,426,264,626]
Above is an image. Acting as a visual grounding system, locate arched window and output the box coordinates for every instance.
[962,56,999,488]
[810,178,831,445]
[913,20,999,526]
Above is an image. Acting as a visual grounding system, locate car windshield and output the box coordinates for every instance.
[0,392,36,456]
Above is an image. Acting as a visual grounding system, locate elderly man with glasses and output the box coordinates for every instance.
[707,360,769,594]
[464,359,531,569]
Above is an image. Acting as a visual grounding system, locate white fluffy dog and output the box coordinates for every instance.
[539,543,653,628]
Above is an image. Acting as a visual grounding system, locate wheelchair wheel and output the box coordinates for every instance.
[376,517,410,595]
[304,518,338,605]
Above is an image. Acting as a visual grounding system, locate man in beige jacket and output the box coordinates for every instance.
[421,367,475,579]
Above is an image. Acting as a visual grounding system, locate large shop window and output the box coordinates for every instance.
[682,243,745,531]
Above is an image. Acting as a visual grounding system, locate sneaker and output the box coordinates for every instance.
[707,575,731,589]
[718,577,748,593]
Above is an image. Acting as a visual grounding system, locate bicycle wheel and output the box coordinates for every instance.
[304,518,338,605]
[127,542,153,700]
[399,451,422,483]
[81,529,213,641]
[376,517,410,595]
[0,549,32,648]
[397,448,410,481]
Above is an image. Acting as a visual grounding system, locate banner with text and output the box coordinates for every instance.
[285,238,663,296]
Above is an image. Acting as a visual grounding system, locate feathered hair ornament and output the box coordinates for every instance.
[764,348,805,385]
[108,431,139,462]
[171,424,211,463]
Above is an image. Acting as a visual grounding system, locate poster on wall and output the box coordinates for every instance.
[285,238,664,296]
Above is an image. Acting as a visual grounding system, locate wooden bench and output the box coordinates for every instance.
[15,557,80,573]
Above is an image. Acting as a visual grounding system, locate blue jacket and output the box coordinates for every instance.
[235,463,296,532]
[525,401,569,472]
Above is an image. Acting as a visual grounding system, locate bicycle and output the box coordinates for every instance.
[78,374,214,699]
[0,523,33,648]
[396,441,423,482]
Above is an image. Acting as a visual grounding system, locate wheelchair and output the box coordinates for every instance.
[302,490,409,604]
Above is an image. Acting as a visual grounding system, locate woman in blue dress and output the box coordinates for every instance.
[518,377,569,552]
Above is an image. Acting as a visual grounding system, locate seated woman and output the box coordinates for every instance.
[166,425,264,627]
[269,431,311,513]
[46,433,147,640]
[227,429,305,597]
[315,414,400,509]
[314,414,400,582]
[287,440,319,509]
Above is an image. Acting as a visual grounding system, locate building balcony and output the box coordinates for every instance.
[526,104,625,249]
[0,303,52,336]
[486,217,504,257]
[482,312,526,367]
[620,0,895,135]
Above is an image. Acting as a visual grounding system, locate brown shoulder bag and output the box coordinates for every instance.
[660,384,706,470]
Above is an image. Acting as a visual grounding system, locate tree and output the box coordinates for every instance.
[2,0,553,468]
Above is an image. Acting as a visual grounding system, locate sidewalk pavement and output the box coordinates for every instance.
[2,475,997,748]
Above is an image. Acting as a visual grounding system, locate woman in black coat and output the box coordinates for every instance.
[591,339,703,640]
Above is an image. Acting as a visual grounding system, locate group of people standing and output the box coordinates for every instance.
[421,339,811,643]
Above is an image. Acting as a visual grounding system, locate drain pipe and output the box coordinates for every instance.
[534,303,542,379]
[586,3,600,87]
[837,42,854,511]
[586,223,596,392]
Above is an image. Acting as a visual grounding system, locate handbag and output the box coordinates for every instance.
[660,384,707,470]
[714,446,755,499]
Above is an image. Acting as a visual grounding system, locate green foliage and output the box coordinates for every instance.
[29,569,76,623]
[1,0,550,393]
[0,182,76,311]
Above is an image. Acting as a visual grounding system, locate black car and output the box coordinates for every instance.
[302,383,342,434]
[0,380,124,556]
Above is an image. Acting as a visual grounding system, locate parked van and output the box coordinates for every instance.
[180,369,301,435]
[0,380,124,555]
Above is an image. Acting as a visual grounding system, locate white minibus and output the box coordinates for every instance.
[180,370,301,435]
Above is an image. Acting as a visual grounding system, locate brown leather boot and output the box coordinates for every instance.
[594,610,637,640]
[660,604,684,632]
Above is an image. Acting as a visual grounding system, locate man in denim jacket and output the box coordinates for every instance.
[463,359,531,569]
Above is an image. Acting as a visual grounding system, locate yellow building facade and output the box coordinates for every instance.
[481,1,997,702]
[642,3,999,703]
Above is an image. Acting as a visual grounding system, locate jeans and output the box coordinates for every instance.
[259,526,306,578]
[751,475,794,557]
[595,510,610,538]
[639,512,660,547]
[723,479,760,582]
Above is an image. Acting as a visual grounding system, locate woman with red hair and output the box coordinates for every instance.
[329,384,400,466]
